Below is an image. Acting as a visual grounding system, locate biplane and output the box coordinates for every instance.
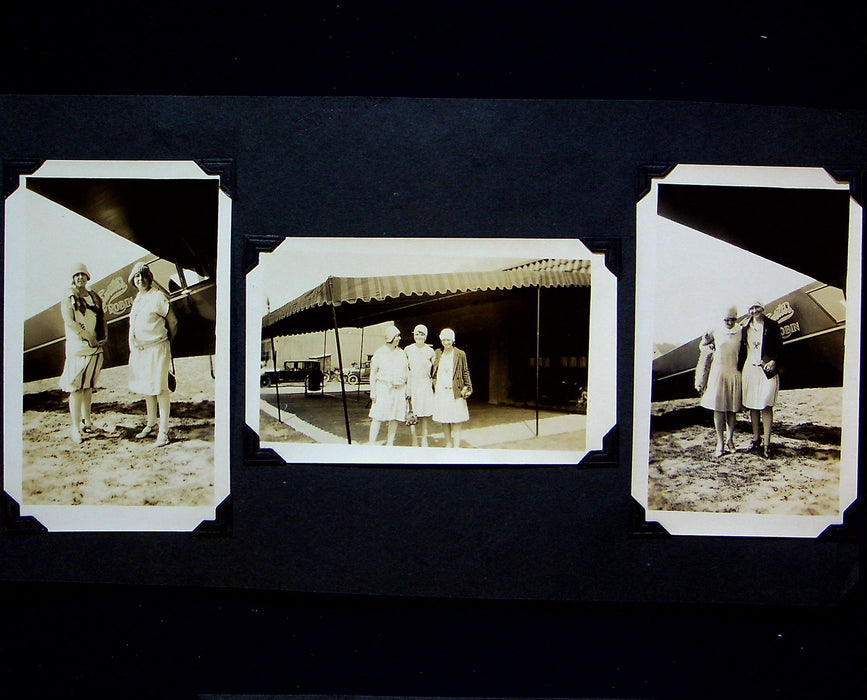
[21,176,218,382]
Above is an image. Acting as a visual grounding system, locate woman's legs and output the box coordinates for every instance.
[136,395,158,438]
[368,419,382,445]
[419,417,429,447]
[712,411,725,455]
[81,388,94,428]
[441,423,452,447]
[452,423,463,448]
[154,391,171,446]
[749,409,762,446]
[68,390,83,443]
[385,420,398,446]
[725,412,737,451]
[761,407,773,454]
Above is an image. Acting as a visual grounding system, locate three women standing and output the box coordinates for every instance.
[128,262,177,448]
[60,263,107,444]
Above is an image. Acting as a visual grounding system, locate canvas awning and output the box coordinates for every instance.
[263,259,590,338]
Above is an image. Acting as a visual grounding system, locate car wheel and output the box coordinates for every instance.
[260,375,272,388]
[347,374,358,385]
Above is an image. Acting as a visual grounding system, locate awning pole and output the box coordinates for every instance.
[329,279,352,444]
[357,326,364,401]
[270,334,281,423]
[535,285,541,437]
[321,328,327,395]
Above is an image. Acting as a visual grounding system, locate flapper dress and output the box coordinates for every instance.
[368,344,409,422]
[742,320,779,409]
[432,350,469,424]
[405,343,435,417]
[59,288,105,393]
[128,287,172,396]
[699,325,743,412]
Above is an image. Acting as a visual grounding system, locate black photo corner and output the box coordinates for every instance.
[2,5,867,699]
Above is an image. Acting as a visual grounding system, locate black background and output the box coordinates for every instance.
[2,3,866,698]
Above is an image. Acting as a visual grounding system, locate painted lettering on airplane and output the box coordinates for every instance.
[96,274,135,318]
[768,300,795,324]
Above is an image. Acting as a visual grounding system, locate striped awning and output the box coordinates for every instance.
[263,259,591,337]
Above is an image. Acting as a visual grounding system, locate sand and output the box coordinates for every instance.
[18,357,215,507]
[648,387,842,515]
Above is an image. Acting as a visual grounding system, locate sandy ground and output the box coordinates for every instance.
[19,357,215,507]
[648,387,842,515]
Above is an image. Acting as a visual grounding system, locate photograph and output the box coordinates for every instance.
[632,165,861,537]
[246,237,616,465]
[3,160,231,531]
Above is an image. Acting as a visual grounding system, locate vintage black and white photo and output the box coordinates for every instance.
[632,165,861,537]
[3,160,231,531]
[247,237,616,465]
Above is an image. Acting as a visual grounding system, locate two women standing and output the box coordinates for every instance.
[696,301,782,458]
[60,261,177,448]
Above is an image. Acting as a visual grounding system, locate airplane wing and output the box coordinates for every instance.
[26,177,218,278]
[657,184,851,290]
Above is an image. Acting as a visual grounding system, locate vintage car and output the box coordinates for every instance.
[260,359,324,390]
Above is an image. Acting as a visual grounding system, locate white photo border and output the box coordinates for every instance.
[246,237,617,466]
[3,160,231,532]
[632,164,861,537]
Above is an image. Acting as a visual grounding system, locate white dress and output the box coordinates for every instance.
[368,345,409,422]
[741,320,779,409]
[699,325,743,412]
[432,350,469,424]
[405,343,435,417]
[59,289,104,393]
[128,287,172,396]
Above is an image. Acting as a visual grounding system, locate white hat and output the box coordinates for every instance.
[439,328,455,341]
[128,261,151,284]
[71,262,90,281]
[749,300,764,312]
[723,305,738,318]
[413,324,428,335]
[384,325,401,342]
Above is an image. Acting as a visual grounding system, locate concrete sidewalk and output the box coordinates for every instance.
[260,389,585,451]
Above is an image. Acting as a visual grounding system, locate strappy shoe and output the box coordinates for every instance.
[746,438,762,452]
[136,424,157,439]
[762,442,772,459]
[153,432,170,448]
[81,421,99,434]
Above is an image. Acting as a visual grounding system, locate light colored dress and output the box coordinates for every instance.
[368,344,409,422]
[432,350,469,424]
[405,343,435,417]
[59,289,104,393]
[742,320,779,409]
[699,324,743,412]
[128,287,172,396]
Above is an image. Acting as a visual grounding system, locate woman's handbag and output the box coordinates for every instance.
[405,397,418,425]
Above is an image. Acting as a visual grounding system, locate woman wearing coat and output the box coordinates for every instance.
[432,328,472,448]
[740,300,783,458]
[59,263,108,444]
[128,262,178,448]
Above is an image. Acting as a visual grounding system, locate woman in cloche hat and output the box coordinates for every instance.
[127,262,178,448]
[59,262,107,444]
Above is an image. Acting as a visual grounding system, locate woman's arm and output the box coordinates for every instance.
[61,295,96,346]
[165,304,179,342]
[459,350,472,397]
